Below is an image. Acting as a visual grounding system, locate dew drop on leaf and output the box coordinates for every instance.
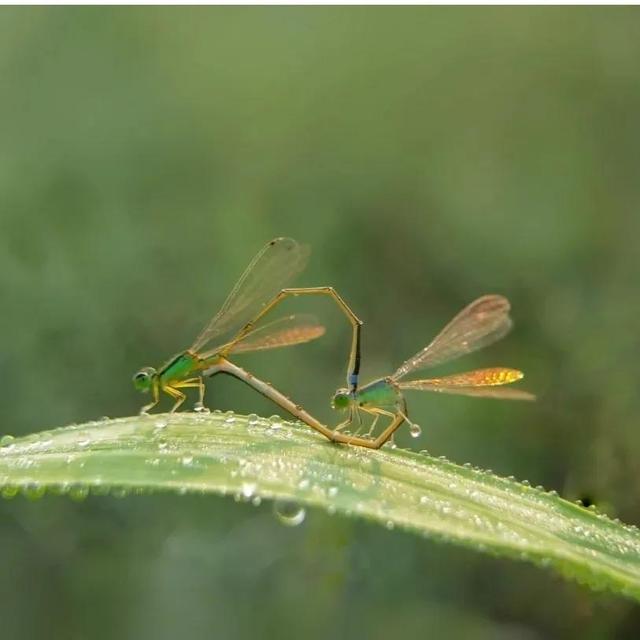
[241,482,256,499]
[273,499,306,526]
[194,402,210,414]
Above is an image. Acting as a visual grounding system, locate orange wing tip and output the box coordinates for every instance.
[450,367,526,387]
[494,368,524,384]
[463,367,525,385]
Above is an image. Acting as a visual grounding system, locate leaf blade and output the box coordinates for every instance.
[1,413,639,600]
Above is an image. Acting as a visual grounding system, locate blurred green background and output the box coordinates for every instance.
[1,6,640,639]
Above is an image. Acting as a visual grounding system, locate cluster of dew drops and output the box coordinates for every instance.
[2,411,637,548]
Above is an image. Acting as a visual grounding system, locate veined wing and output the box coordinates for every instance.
[392,295,513,381]
[191,238,310,352]
[397,367,535,401]
[401,386,535,401]
[204,314,325,355]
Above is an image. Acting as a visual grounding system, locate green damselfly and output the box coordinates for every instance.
[331,295,535,449]
[134,238,362,427]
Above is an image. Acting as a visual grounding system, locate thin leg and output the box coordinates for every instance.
[173,377,201,388]
[398,408,419,432]
[330,400,408,449]
[368,400,409,449]
[224,287,362,392]
[140,383,160,415]
[163,385,187,413]
[363,407,396,421]
[355,406,395,438]
[200,366,228,412]
[330,414,404,449]
[357,406,394,437]
[365,414,379,437]
[173,378,206,412]
[334,407,355,432]
[195,376,207,411]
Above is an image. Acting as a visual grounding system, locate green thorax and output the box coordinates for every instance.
[159,351,202,384]
[356,378,400,409]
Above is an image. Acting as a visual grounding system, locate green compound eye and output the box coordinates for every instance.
[133,367,155,392]
[332,389,351,410]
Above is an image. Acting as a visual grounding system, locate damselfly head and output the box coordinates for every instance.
[133,367,157,393]
[332,388,352,411]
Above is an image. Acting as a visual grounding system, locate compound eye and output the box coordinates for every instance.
[133,367,156,391]
[332,389,351,410]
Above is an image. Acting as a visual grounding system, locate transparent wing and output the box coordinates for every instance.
[191,238,310,352]
[401,386,535,401]
[392,295,513,380]
[397,367,535,401]
[206,314,325,355]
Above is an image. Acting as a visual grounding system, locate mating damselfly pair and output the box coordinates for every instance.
[133,238,534,449]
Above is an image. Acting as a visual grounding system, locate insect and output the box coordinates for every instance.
[133,237,362,415]
[330,295,535,449]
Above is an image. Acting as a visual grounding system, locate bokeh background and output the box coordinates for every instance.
[1,7,640,639]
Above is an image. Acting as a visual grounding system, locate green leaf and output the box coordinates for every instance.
[1,412,639,600]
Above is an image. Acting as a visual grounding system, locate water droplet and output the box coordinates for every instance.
[409,423,422,438]
[385,520,395,530]
[194,402,210,414]
[23,483,46,500]
[327,486,338,498]
[273,500,306,526]
[68,485,89,501]
[241,482,256,499]
[181,455,194,466]
[2,485,18,499]
[92,481,110,496]
[247,414,260,426]
[297,478,310,490]
[251,495,262,507]
[0,435,15,447]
